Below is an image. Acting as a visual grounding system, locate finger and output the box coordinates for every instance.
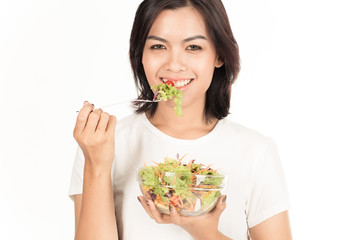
[137,196,155,219]
[105,115,117,133]
[95,112,110,133]
[168,204,183,225]
[84,108,103,134]
[73,102,95,137]
[210,195,227,217]
[147,200,171,224]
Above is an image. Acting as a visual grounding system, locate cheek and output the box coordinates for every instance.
[142,53,159,84]
[192,57,216,84]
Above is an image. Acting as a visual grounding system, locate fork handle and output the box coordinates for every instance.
[75,99,160,112]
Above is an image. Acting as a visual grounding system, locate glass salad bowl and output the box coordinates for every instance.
[137,167,228,216]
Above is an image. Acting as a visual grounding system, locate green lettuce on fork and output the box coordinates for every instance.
[151,83,183,116]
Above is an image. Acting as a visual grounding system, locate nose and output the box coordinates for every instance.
[165,49,187,72]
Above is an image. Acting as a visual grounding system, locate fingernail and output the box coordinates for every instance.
[91,103,94,106]
[146,200,149,206]
[137,196,141,203]
[169,205,173,212]
[222,195,227,203]
[83,101,89,106]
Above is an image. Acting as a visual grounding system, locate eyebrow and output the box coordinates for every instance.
[146,35,207,43]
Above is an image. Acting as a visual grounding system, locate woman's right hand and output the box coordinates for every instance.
[73,101,117,174]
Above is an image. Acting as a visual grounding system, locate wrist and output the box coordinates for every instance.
[84,160,112,178]
[216,231,232,240]
[195,231,231,240]
[190,230,222,240]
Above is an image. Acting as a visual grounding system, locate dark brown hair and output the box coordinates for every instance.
[129,0,240,121]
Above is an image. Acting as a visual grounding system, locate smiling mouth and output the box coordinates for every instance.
[161,78,194,88]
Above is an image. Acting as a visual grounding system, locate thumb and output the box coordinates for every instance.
[212,195,227,217]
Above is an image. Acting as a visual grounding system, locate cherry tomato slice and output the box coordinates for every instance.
[164,80,175,87]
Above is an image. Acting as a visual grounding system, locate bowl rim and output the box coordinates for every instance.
[136,167,228,189]
[136,167,229,178]
[138,184,226,190]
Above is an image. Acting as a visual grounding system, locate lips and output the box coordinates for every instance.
[161,77,194,88]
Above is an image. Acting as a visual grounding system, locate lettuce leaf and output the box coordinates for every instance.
[151,83,183,116]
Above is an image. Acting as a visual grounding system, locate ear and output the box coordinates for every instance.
[215,55,224,68]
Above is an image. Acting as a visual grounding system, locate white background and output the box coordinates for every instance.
[0,0,359,239]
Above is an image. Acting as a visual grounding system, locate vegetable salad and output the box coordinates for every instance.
[137,155,226,216]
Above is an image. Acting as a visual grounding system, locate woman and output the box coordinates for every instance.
[70,0,292,239]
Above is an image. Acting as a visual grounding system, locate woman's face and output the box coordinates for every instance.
[142,7,223,108]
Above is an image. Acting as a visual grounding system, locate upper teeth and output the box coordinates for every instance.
[162,78,192,87]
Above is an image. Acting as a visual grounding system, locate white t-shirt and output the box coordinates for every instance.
[69,113,290,240]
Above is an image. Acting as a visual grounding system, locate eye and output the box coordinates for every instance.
[150,44,166,50]
[186,45,202,51]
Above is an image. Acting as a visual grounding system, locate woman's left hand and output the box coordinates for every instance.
[138,195,228,240]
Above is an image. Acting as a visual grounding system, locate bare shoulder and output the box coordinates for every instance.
[249,211,292,240]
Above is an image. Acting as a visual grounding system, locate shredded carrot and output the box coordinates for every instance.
[179,153,188,161]
[152,161,160,166]
[199,165,213,173]
[152,166,161,181]
[187,159,194,169]
[169,195,182,207]
[159,166,165,185]
[174,153,187,167]
[189,176,196,186]
[156,194,162,202]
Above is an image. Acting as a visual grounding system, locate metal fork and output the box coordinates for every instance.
[76,99,161,112]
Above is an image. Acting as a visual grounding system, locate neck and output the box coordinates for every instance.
[146,97,218,139]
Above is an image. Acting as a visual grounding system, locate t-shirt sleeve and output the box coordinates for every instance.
[68,144,85,201]
[246,138,290,228]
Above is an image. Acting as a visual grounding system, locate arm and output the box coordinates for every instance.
[74,165,118,240]
[74,194,82,234]
[248,139,291,239]
[72,101,118,240]
[249,211,292,240]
